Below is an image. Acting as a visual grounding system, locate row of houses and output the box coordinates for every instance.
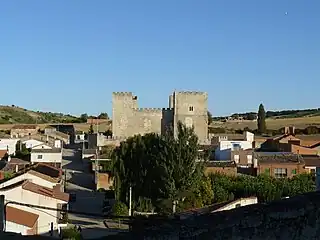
[206,128,320,178]
[0,163,69,235]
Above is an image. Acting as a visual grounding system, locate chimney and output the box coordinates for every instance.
[7,156,11,162]
[15,165,19,173]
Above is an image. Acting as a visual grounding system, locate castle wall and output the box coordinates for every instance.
[112,91,208,143]
[173,91,208,144]
[112,92,136,139]
[132,108,163,136]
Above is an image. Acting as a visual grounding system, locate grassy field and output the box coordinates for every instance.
[211,116,320,130]
[0,105,80,124]
[0,122,111,133]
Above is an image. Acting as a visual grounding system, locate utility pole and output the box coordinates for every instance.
[0,195,4,232]
[128,186,132,216]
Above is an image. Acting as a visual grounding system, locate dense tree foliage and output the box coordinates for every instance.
[111,121,211,213]
[98,112,109,119]
[209,173,315,203]
[257,104,267,134]
[207,111,213,125]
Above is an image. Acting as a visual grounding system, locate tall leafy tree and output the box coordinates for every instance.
[257,103,267,134]
[207,111,213,125]
[111,121,203,212]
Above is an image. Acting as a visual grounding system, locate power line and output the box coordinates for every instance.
[4,201,133,219]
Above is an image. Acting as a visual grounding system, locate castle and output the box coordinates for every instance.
[112,91,209,144]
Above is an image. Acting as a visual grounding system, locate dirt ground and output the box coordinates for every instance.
[0,116,319,133]
[211,116,320,130]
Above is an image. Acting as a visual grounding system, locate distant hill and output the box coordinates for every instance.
[0,105,83,124]
[213,108,320,121]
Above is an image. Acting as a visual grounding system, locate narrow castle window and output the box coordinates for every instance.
[189,106,194,112]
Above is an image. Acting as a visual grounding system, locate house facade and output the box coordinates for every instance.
[6,206,39,235]
[75,131,86,144]
[0,163,63,189]
[1,180,69,235]
[10,125,39,138]
[0,138,19,155]
[30,149,62,168]
[255,152,306,178]
[215,132,254,160]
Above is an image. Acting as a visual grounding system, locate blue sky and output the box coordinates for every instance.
[0,0,319,117]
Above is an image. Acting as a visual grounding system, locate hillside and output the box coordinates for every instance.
[213,108,320,121]
[0,105,82,124]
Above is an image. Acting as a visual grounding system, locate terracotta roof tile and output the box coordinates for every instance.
[22,181,69,202]
[11,124,38,130]
[0,150,7,159]
[6,206,39,228]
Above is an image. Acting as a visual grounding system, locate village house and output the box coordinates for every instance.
[74,131,86,144]
[22,139,53,149]
[214,132,254,160]
[0,163,63,189]
[254,152,306,178]
[19,134,62,149]
[0,156,30,176]
[259,127,320,156]
[205,161,237,176]
[30,148,63,168]
[10,125,39,138]
[1,180,69,235]
[0,149,8,160]
[302,155,320,175]
[0,138,19,155]
[5,206,39,235]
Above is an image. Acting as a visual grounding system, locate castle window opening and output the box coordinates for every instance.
[189,106,194,112]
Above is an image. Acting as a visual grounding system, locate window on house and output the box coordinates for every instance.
[189,106,194,112]
[291,169,297,175]
[247,155,252,164]
[234,155,240,164]
[37,155,43,159]
[310,169,316,175]
[235,203,241,208]
[232,143,241,150]
[274,168,287,178]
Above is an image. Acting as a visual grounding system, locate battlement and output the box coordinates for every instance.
[175,91,207,95]
[112,92,133,96]
[134,108,163,112]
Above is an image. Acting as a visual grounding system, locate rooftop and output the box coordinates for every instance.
[206,160,236,168]
[11,124,38,130]
[6,206,39,228]
[22,181,69,202]
[0,149,7,158]
[303,155,320,167]
[31,148,62,153]
[0,158,30,172]
[255,152,304,164]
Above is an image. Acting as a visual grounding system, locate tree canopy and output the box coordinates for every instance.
[257,103,266,134]
[111,121,209,213]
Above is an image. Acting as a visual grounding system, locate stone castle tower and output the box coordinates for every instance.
[112,91,208,144]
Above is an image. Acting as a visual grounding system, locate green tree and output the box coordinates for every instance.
[257,103,267,134]
[207,111,213,125]
[112,201,128,216]
[98,112,109,119]
[88,124,94,134]
[111,121,203,213]
[80,113,88,123]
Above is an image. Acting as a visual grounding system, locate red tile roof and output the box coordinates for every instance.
[22,181,69,202]
[6,206,39,228]
[0,150,7,159]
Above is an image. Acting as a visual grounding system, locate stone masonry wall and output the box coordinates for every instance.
[112,91,207,142]
[141,190,320,239]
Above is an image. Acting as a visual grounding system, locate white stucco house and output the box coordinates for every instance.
[6,206,39,235]
[0,163,63,189]
[1,180,69,235]
[22,139,53,149]
[215,132,254,160]
[75,131,86,144]
[30,148,63,168]
[0,138,19,155]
